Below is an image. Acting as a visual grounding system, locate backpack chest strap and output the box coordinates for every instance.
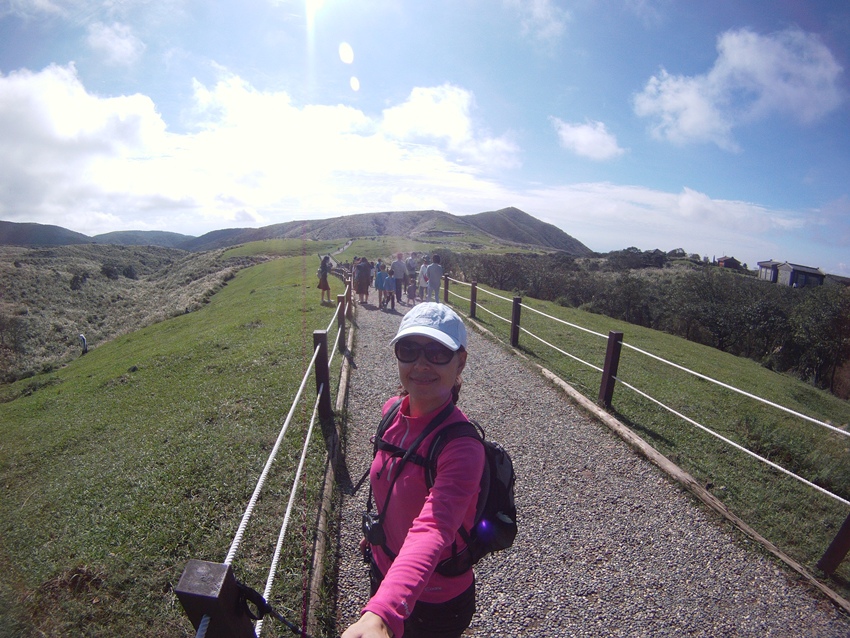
[374,437,428,468]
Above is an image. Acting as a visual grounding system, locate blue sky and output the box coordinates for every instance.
[1,1,849,274]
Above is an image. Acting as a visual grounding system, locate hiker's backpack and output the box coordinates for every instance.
[364,398,517,577]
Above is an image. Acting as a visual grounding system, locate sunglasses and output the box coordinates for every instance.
[394,339,457,365]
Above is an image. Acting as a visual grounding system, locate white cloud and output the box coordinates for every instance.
[1,63,843,274]
[634,28,843,150]
[380,84,520,170]
[0,65,518,234]
[511,182,805,268]
[504,0,569,43]
[87,22,146,66]
[0,64,166,221]
[550,117,625,160]
[1,0,66,18]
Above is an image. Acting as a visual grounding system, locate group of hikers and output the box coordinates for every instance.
[322,251,445,309]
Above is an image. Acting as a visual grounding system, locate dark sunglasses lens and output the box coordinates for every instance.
[395,341,420,362]
[395,340,455,364]
[424,343,454,364]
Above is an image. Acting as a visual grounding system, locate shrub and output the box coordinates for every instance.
[101,264,120,280]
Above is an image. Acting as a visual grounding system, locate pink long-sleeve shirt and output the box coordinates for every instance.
[362,395,485,638]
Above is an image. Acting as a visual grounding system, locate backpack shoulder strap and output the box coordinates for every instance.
[352,398,403,495]
[424,419,484,490]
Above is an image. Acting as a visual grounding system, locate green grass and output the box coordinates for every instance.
[451,281,850,598]
[4,244,849,636]
[222,234,541,265]
[223,239,345,259]
[0,256,345,636]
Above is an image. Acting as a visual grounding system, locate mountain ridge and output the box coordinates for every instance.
[1,208,593,255]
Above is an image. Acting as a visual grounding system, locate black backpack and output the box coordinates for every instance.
[363,398,517,577]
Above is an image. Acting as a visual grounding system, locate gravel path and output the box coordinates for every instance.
[334,300,850,637]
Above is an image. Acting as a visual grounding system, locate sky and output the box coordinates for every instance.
[1,1,849,274]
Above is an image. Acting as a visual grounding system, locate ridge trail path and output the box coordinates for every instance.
[334,300,850,637]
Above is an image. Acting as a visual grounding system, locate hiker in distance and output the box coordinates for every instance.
[355,256,372,305]
[318,255,333,304]
[342,303,484,638]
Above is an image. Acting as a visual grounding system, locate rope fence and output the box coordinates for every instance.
[443,274,850,575]
[255,389,323,636]
[176,277,354,638]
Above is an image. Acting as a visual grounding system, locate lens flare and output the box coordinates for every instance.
[339,42,354,64]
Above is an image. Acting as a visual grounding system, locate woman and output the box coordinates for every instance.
[355,256,372,304]
[416,257,429,302]
[343,303,485,638]
[318,255,332,304]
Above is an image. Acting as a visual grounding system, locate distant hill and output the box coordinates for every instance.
[181,208,593,255]
[1,208,594,255]
[0,221,194,249]
[464,207,592,254]
[0,221,91,247]
[93,230,194,248]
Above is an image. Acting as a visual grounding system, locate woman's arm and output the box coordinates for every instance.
[341,611,393,638]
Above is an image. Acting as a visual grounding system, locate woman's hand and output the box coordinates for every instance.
[341,611,393,638]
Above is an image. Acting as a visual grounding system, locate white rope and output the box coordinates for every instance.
[518,325,603,373]
[328,325,343,368]
[446,276,472,287]
[614,374,850,508]
[194,614,210,638]
[476,301,511,323]
[224,344,322,566]
[621,342,850,439]
[325,305,339,334]
[450,291,471,303]
[520,302,609,340]
[477,286,513,303]
[255,389,322,636]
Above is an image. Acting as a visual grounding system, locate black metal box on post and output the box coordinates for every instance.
[175,559,257,638]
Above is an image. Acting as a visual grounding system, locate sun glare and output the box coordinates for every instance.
[339,41,354,64]
[305,0,325,23]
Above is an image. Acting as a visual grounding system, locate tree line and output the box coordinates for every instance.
[435,248,850,397]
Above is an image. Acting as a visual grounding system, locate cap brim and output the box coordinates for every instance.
[390,326,461,351]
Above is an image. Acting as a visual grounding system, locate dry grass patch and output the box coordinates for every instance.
[0,244,264,382]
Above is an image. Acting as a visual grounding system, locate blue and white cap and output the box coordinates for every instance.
[390,303,468,351]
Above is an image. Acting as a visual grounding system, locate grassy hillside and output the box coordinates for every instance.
[167,209,590,254]
[453,283,850,598]
[0,221,90,247]
[0,245,264,383]
[464,207,593,254]
[0,254,344,636]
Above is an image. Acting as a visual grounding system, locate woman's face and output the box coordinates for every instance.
[397,335,466,416]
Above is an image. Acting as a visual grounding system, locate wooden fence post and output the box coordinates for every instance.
[336,294,346,353]
[313,330,332,422]
[818,512,850,576]
[345,277,353,319]
[470,281,477,319]
[510,297,522,348]
[598,331,624,408]
[443,275,449,303]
